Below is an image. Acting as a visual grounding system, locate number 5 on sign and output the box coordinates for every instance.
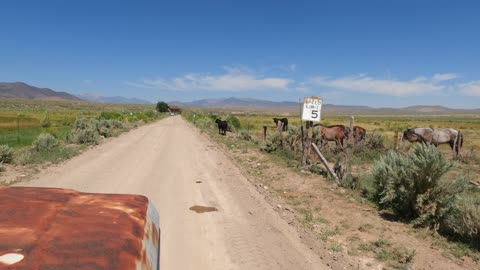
[302,97,322,122]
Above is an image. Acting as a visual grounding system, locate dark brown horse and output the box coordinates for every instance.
[351,126,367,143]
[312,124,350,148]
[273,118,288,131]
[215,119,228,135]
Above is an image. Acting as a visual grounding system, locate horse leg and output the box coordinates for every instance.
[449,140,458,157]
[335,138,341,149]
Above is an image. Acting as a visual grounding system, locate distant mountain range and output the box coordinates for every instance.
[1,83,478,113]
[0,82,82,101]
[170,97,298,107]
[0,82,151,104]
[76,93,151,104]
[170,97,480,114]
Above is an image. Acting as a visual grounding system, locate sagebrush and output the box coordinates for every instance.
[33,133,59,152]
[0,145,14,163]
[372,144,467,228]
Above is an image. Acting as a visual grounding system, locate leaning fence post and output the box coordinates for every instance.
[312,143,340,184]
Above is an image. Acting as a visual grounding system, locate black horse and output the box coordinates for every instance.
[215,119,228,135]
[273,118,288,131]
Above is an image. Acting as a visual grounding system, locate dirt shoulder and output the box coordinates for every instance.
[203,127,480,270]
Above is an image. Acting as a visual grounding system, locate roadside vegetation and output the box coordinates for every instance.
[0,98,167,185]
[183,109,480,268]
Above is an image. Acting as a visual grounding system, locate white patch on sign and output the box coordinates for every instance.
[0,253,24,265]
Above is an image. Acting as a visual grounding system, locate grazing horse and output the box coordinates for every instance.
[273,118,288,131]
[351,126,367,143]
[215,119,229,135]
[312,124,350,148]
[402,127,463,156]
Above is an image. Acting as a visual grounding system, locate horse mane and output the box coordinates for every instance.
[412,131,428,143]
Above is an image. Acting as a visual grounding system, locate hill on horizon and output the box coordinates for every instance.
[0,82,82,101]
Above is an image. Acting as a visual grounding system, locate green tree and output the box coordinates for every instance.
[156,101,169,112]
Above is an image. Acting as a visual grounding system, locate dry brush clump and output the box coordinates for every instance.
[373,144,465,225]
[372,143,480,248]
[68,119,100,145]
[237,129,253,141]
[68,118,126,145]
[32,133,58,152]
[260,131,283,153]
[442,190,480,248]
[0,145,14,164]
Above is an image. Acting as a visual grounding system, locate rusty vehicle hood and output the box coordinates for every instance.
[0,187,160,270]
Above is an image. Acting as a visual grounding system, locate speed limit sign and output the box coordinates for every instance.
[302,97,322,122]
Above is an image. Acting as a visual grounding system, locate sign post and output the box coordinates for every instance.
[301,97,322,165]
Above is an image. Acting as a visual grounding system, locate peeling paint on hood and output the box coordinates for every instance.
[0,187,160,270]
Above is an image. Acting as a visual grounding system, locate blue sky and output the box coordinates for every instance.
[1,0,479,108]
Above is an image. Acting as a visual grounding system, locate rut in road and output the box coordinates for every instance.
[20,116,326,270]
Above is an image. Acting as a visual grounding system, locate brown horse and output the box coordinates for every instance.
[351,126,367,143]
[312,124,350,148]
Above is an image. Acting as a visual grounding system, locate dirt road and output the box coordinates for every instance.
[20,116,325,270]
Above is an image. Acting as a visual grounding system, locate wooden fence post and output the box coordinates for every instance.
[301,126,305,162]
[302,121,313,165]
[394,131,399,150]
[263,126,267,143]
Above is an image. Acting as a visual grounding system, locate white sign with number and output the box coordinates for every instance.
[302,97,322,122]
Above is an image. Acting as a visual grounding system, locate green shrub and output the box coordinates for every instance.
[261,132,283,153]
[225,115,241,130]
[32,133,58,152]
[98,111,123,121]
[73,118,93,130]
[285,125,302,152]
[69,119,99,145]
[69,128,99,145]
[365,133,385,149]
[372,144,468,229]
[15,150,33,165]
[0,145,14,163]
[442,191,480,248]
[40,113,51,128]
[110,119,124,129]
[143,109,156,118]
[95,120,113,137]
[238,129,252,141]
[195,117,214,129]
